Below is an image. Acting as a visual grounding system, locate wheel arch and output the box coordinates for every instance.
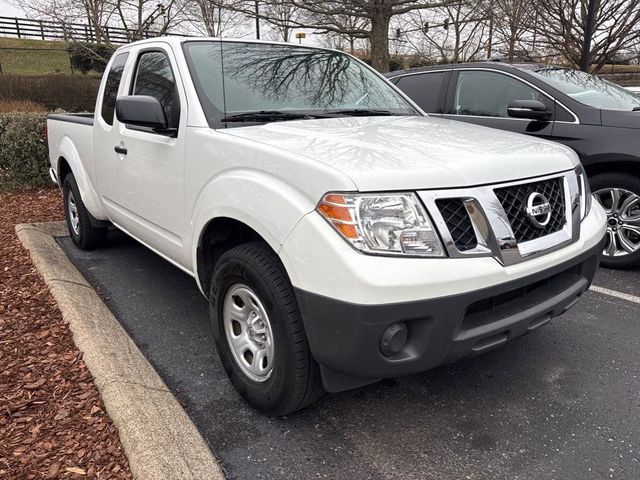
[54,137,108,220]
[582,155,640,181]
[189,169,319,297]
[195,216,279,298]
[57,156,72,185]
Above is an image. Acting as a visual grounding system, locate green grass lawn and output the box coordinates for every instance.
[0,37,73,75]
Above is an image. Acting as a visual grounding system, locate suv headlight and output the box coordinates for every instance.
[576,165,592,220]
[317,192,445,257]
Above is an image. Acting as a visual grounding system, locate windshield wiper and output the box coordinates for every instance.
[328,108,397,117]
[222,110,328,122]
[221,109,399,123]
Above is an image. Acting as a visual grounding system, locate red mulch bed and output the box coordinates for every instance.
[0,188,132,479]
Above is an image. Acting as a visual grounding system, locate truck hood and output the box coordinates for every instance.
[222,116,578,191]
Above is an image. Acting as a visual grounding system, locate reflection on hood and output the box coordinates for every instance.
[224,116,578,191]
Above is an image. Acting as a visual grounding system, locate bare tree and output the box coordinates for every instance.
[15,0,187,64]
[304,10,370,54]
[284,1,454,72]
[404,3,490,63]
[259,0,301,42]
[15,0,113,42]
[535,0,640,72]
[630,42,640,66]
[489,0,535,62]
[317,32,348,51]
[238,1,369,50]
[188,0,246,37]
[111,0,184,42]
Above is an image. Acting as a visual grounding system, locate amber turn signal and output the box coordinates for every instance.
[316,195,358,239]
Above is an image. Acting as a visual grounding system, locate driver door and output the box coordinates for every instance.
[108,46,187,265]
[444,69,555,139]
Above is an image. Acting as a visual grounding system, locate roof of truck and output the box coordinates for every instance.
[115,35,339,53]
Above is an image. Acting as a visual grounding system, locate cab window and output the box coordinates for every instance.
[100,52,129,125]
[131,50,180,129]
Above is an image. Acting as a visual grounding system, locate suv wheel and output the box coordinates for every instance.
[63,173,108,250]
[591,172,640,269]
[209,242,323,415]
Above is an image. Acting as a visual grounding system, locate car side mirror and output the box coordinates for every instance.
[116,95,168,131]
[507,100,552,121]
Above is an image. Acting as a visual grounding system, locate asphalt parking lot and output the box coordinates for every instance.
[59,231,640,480]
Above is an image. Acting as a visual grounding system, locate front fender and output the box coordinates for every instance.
[190,168,321,290]
[56,136,108,220]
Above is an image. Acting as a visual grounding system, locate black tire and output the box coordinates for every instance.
[209,242,323,415]
[590,171,640,270]
[63,173,108,250]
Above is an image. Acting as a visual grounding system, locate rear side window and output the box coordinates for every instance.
[395,72,448,113]
[101,52,129,125]
[131,51,180,129]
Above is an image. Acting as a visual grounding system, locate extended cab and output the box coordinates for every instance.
[47,37,607,415]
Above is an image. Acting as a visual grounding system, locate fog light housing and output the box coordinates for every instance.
[380,322,408,357]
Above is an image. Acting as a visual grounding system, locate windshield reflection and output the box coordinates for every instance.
[183,41,417,127]
[530,68,640,111]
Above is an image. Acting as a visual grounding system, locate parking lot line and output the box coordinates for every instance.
[590,285,640,305]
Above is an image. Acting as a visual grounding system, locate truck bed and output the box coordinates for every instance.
[47,113,95,126]
[47,113,95,188]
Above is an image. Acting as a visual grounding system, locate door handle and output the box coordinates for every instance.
[114,145,128,155]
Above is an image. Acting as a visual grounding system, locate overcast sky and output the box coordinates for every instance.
[0,1,25,17]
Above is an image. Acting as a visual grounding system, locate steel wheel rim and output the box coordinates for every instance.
[67,191,80,236]
[223,283,275,382]
[594,187,640,258]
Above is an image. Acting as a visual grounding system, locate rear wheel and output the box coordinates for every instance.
[209,242,323,415]
[63,173,108,250]
[591,172,640,269]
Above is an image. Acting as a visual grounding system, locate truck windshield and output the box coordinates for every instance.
[529,67,640,111]
[182,41,419,127]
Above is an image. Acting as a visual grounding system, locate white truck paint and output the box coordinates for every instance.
[47,37,607,414]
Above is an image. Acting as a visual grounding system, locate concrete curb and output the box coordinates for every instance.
[16,222,225,480]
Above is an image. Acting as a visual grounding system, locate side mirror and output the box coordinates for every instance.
[116,95,168,130]
[507,100,552,121]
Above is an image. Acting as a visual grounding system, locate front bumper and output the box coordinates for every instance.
[280,197,606,306]
[295,238,603,392]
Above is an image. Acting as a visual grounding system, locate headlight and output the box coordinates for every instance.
[317,192,445,257]
[576,165,592,220]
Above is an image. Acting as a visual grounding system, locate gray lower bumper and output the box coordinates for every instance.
[295,236,604,393]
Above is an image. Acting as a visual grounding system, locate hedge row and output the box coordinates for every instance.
[0,74,100,112]
[0,113,50,191]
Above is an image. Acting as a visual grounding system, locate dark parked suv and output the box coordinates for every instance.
[387,62,640,269]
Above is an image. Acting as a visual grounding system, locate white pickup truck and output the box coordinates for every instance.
[47,37,606,415]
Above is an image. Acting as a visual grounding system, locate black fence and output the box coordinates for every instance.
[0,16,160,44]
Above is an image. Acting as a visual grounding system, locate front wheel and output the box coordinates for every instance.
[209,242,323,415]
[591,172,640,269]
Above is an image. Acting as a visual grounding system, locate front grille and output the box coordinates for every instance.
[436,199,478,251]
[494,177,566,243]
